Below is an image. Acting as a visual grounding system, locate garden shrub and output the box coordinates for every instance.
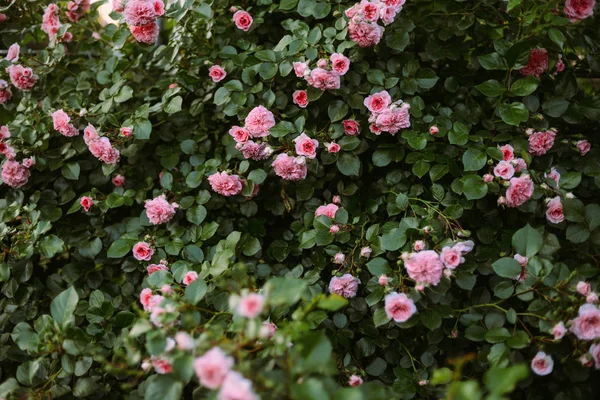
[1,0,600,399]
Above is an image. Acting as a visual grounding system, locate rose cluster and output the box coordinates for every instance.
[293,52,350,91]
[84,124,120,165]
[0,126,34,188]
[6,65,38,92]
[345,0,406,47]
[363,90,411,134]
[51,109,79,137]
[117,0,165,44]
[65,0,90,22]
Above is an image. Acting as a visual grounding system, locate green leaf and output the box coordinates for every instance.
[270,121,296,138]
[317,294,348,311]
[491,258,521,278]
[39,234,64,258]
[107,239,132,258]
[478,53,508,70]
[328,100,349,122]
[499,102,529,126]
[484,364,528,394]
[510,76,539,96]
[475,80,506,97]
[266,277,307,306]
[512,224,543,257]
[566,224,589,243]
[61,162,80,180]
[186,206,207,225]
[412,160,430,178]
[184,279,208,305]
[415,68,439,89]
[548,28,566,49]
[145,375,183,400]
[336,153,360,176]
[366,258,391,276]
[484,327,511,343]
[542,98,569,118]
[164,96,182,114]
[462,149,487,171]
[114,85,133,103]
[51,287,79,325]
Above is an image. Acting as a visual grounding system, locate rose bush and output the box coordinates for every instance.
[1,0,600,399]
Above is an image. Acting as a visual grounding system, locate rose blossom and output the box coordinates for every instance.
[182,271,198,285]
[414,240,425,251]
[66,0,91,22]
[140,288,153,310]
[329,225,340,234]
[385,292,417,323]
[514,254,528,267]
[80,196,93,212]
[330,53,350,75]
[531,352,554,376]
[546,196,564,224]
[588,293,599,303]
[218,371,257,400]
[373,103,411,134]
[500,144,514,161]
[343,119,360,136]
[292,90,308,108]
[145,195,179,224]
[577,281,591,296]
[552,322,566,340]
[493,161,515,180]
[124,0,163,26]
[317,58,328,68]
[272,154,307,181]
[348,375,363,387]
[577,140,591,155]
[348,21,384,47]
[306,68,341,90]
[194,347,234,389]
[378,274,389,286]
[6,43,19,62]
[315,203,339,218]
[112,174,125,187]
[88,137,120,164]
[0,14,6,22]
[0,80,11,104]
[1,160,30,188]
[160,285,172,295]
[570,304,600,340]
[152,358,172,374]
[244,105,275,137]
[208,171,243,196]
[439,246,464,269]
[520,48,548,78]
[483,174,494,183]
[6,65,38,91]
[564,0,596,21]
[175,332,194,350]
[112,0,125,12]
[329,274,359,298]
[260,321,277,339]
[229,126,250,143]
[130,23,160,44]
[528,130,556,156]
[293,133,319,159]
[132,242,154,261]
[52,109,78,137]
[209,65,227,83]
[546,167,561,188]
[361,246,372,258]
[238,141,269,160]
[512,158,527,172]
[237,293,265,318]
[42,4,61,39]
[506,175,534,208]
[147,263,168,275]
[22,158,34,168]
[332,195,341,205]
[404,250,444,286]
[429,125,439,135]
[333,253,345,264]
[364,91,392,114]
[293,62,309,78]
[0,144,16,160]
[325,142,341,153]
[233,10,253,31]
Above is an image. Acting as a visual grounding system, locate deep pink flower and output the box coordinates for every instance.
[229,126,250,143]
[6,43,19,62]
[292,90,309,108]
[0,14,6,22]
[272,154,307,181]
[531,352,554,376]
[294,133,318,159]
[429,125,439,135]
[348,375,363,387]
[120,127,133,137]
[329,274,359,298]
[208,171,243,196]
[404,250,444,286]
[237,293,265,318]
[364,91,392,114]
[325,142,340,153]
[145,195,178,224]
[140,288,153,310]
[315,203,338,218]
[80,196,93,212]
[132,242,154,261]
[147,263,168,275]
[1,160,30,188]
[439,246,464,269]
[42,4,61,39]
[520,48,548,78]
[330,53,350,75]
[500,144,514,161]
[124,0,161,26]
[233,10,253,31]
[6,65,38,91]
[348,21,384,47]
[0,80,11,104]
[570,304,600,340]
[152,357,172,374]
[546,196,564,224]
[577,140,591,155]
[218,371,257,400]
[493,160,515,180]
[244,106,275,137]
[385,292,417,323]
[343,119,360,136]
[194,347,234,389]
[506,175,534,208]
[529,130,556,156]
[564,0,595,21]
[209,65,227,83]
[130,22,159,44]
[182,271,198,285]
[112,174,125,186]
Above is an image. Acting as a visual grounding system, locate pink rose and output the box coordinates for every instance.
[552,322,566,340]
[208,171,243,196]
[439,246,464,269]
[378,274,389,286]
[6,43,19,62]
[175,332,194,350]
[112,0,125,12]
[88,137,120,164]
[512,158,527,173]
[233,10,253,31]
[342,119,360,136]
[348,375,363,387]
[506,175,534,208]
[0,13,6,22]
[493,160,515,180]
[272,154,307,181]
[152,357,172,374]
[348,20,384,47]
[520,48,549,78]
[229,126,250,143]
[238,140,270,160]
[124,0,161,26]
[145,194,179,224]
[500,144,514,161]
[244,105,275,137]
[404,250,444,286]
[237,293,265,318]
[514,254,528,267]
[22,158,35,168]
[293,132,319,159]
[385,292,417,323]
[84,124,99,143]
[325,142,340,153]
[546,196,564,224]
[528,130,556,156]
[293,62,309,78]
[132,242,154,261]
[332,195,342,205]
[577,281,591,296]
[361,246,372,258]
[160,285,172,295]
[129,23,160,44]
[80,196,93,212]
[194,347,234,389]
[120,126,133,137]
[364,91,392,114]
[1,160,30,188]
[531,352,554,376]
[307,68,341,90]
[66,0,91,22]
[564,0,596,21]
[590,343,600,369]
[260,321,277,339]
[147,263,168,275]
[112,174,125,187]
[0,80,12,104]
[1,125,11,139]
[292,90,309,108]
[577,140,591,155]
[218,371,257,400]
[545,167,561,188]
[373,103,411,134]
[330,53,350,75]
[429,125,439,135]
[140,288,153,310]
[317,58,328,68]
[182,271,198,285]
[329,225,340,234]
[315,203,339,218]
[588,292,599,303]
[42,4,61,39]
[6,65,38,91]
[414,240,425,251]
[52,109,78,137]
[570,304,600,340]
[209,65,227,83]
[333,252,345,264]
[329,274,359,298]
[483,174,494,183]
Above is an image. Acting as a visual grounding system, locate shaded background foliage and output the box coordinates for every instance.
[1,0,600,399]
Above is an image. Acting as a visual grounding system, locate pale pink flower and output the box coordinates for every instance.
[194,347,234,389]
[361,246,372,258]
[307,68,341,90]
[373,104,411,134]
[494,161,514,180]
[237,293,265,318]
[84,124,99,143]
[6,65,38,91]
[145,195,179,224]
[130,23,160,44]
[520,48,549,78]
[294,133,319,159]
[577,140,591,155]
[229,126,250,143]
[378,274,389,286]
[364,91,392,114]
[348,375,363,387]
[414,240,425,251]
[0,143,15,160]
[443,269,453,279]
[292,90,308,108]
[385,292,417,323]
[500,144,515,161]
[22,158,35,168]
[112,174,125,186]
[315,203,339,218]
[272,154,307,181]
[160,285,172,295]
[80,196,93,212]
[244,106,275,137]
[439,246,463,269]
[120,126,133,137]
[316,58,328,68]
[552,322,566,340]
[147,263,168,275]
[233,10,253,31]
[6,43,19,62]
[546,196,564,224]
[152,357,172,374]
[343,119,360,136]
[429,126,439,135]
[329,274,359,298]
[124,0,161,26]
[514,254,528,266]
[332,195,342,205]
[578,281,591,296]
[218,371,257,400]
[333,252,345,264]
[88,137,120,164]
[175,332,194,350]
[330,53,350,75]
[348,20,384,47]
[0,125,10,139]
[531,352,553,376]
[483,174,494,183]
[588,292,599,303]
[1,160,30,188]
[132,242,154,261]
[546,167,561,188]
[293,62,309,78]
[512,158,527,172]
[112,0,125,12]
[209,65,227,83]
[260,321,277,339]
[182,271,198,285]
[590,343,600,369]
[208,171,243,196]
[0,80,11,104]
[570,304,600,340]
[404,250,444,286]
[325,142,340,153]
[564,0,596,22]
[140,288,153,310]
[329,225,340,234]
[238,141,269,160]
[52,109,78,137]
[42,4,61,39]
[506,175,534,208]
[66,0,91,22]
[528,130,556,156]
